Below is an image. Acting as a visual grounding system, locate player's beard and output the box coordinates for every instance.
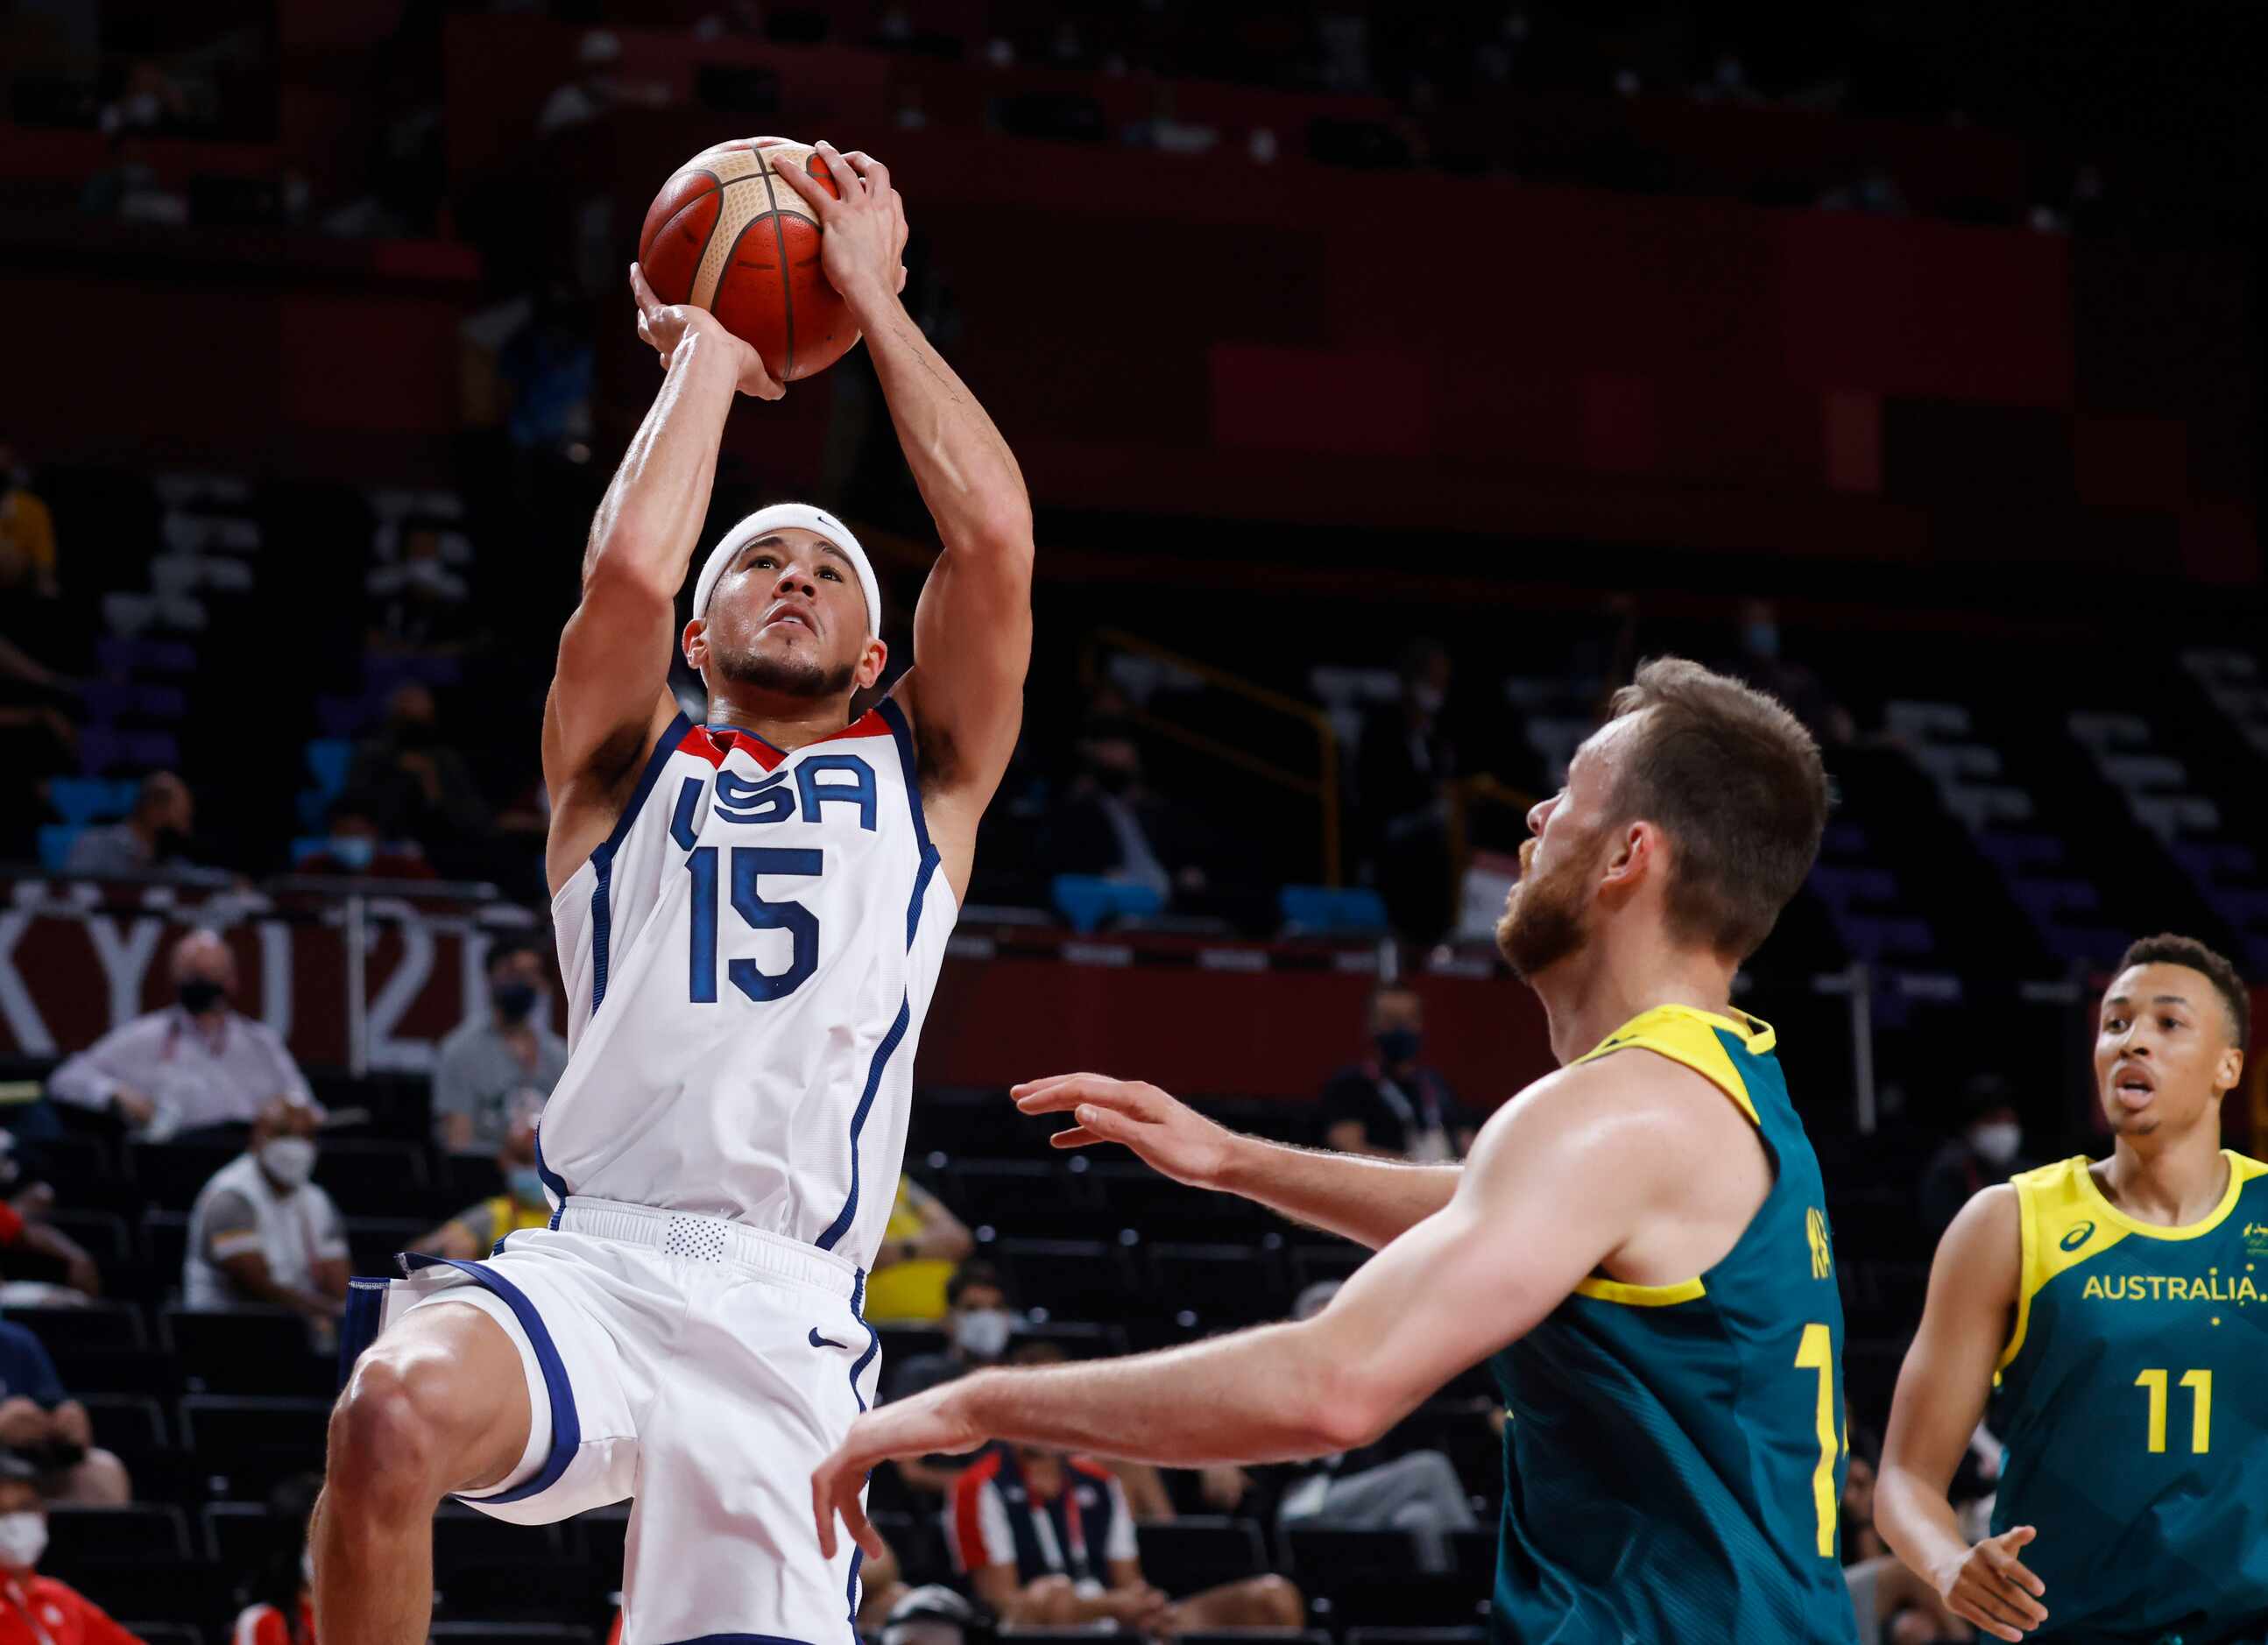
[713,639,856,701]
[1496,832,1594,980]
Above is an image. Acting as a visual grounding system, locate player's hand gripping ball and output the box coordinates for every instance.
[636,137,907,385]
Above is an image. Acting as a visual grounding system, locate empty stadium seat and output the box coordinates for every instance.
[46,1208,132,1262]
[1289,1242,1367,1296]
[3,1300,145,1351]
[121,1625,205,1645]
[178,1395,330,1498]
[45,1340,180,1403]
[1085,1160,1271,1238]
[141,1209,191,1295]
[1147,1242,1289,1328]
[946,1158,1092,1238]
[568,1504,627,1577]
[43,1503,192,1564]
[202,1500,275,1571]
[990,1236,1141,1322]
[1283,1527,1476,1626]
[1135,1515,1268,1594]
[1346,1631,1487,1645]
[130,1143,240,1212]
[165,1306,332,1396]
[78,1392,166,1452]
[314,1140,433,1217]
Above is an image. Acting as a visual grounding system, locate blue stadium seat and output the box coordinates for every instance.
[1050,873,1163,933]
[305,737,353,796]
[1277,883,1390,935]
[47,776,138,824]
[36,823,83,872]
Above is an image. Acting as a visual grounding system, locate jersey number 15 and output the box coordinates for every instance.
[685,845,822,1002]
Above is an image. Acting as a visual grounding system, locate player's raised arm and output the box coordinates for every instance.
[1876,1187,2049,1641]
[541,265,783,889]
[814,1056,1675,1557]
[1011,1072,1460,1250]
[770,145,1035,849]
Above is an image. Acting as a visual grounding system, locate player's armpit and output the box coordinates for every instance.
[1876,1186,2025,1606]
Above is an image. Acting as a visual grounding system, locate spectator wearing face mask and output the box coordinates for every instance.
[432,936,567,1154]
[296,795,435,881]
[0,1453,145,1645]
[413,1110,553,1260]
[182,1099,348,1325]
[46,930,315,1143]
[62,772,201,879]
[1317,985,1471,1161]
[1918,1074,2030,1240]
[887,1260,1017,1406]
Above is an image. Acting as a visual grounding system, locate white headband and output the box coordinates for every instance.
[690,503,880,639]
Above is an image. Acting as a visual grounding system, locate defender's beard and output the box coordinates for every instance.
[1496,836,1593,980]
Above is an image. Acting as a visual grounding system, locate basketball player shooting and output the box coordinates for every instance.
[314,145,1033,1644]
[815,661,1865,1644]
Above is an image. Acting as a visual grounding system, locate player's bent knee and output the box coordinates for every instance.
[329,1312,529,1510]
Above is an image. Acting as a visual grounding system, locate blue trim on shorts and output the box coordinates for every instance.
[659,1634,818,1644]
[844,1267,882,1634]
[400,1253,582,1507]
[338,1276,391,1393]
[590,710,693,1015]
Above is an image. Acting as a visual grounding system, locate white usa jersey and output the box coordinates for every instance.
[543,697,956,1273]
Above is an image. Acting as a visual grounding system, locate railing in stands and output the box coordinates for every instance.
[1081,627,1344,887]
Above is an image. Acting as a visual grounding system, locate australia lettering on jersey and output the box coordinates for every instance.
[2079,1271,2264,1304]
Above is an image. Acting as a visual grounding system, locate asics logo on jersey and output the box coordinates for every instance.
[1805,1206,1832,1280]
[2061,1221,2097,1252]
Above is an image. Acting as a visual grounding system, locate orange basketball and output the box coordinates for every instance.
[636,137,861,383]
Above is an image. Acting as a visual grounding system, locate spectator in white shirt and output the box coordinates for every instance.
[46,930,313,1142]
[182,1098,348,1324]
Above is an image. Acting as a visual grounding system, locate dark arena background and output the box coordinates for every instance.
[1,1,2263,1641]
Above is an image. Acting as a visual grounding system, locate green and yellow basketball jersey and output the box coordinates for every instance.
[1487,1004,1857,1644]
[1989,1152,2268,1645]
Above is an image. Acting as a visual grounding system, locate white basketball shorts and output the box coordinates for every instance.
[361,1198,882,1644]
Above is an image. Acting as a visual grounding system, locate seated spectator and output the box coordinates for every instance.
[1841,1448,1971,1644]
[1048,717,1216,909]
[366,527,471,655]
[0,1322,131,1504]
[1722,598,1857,747]
[885,1259,1016,1406]
[1918,1075,2030,1241]
[343,684,490,852]
[948,1439,1302,1631]
[1356,639,1458,948]
[1191,1281,1478,1572]
[0,1157,102,1297]
[62,772,201,879]
[433,937,566,1154]
[1318,984,1471,1161]
[860,1176,975,1324]
[183,1098,348,1328]
[229,1472,321,1645]
[47,929,314,1142]
[297,795,436,881]
[0,443,59,602]
[0,1453,144,1644]
[413,1110,552,1260]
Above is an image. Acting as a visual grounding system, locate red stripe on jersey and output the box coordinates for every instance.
[677,708,886,772]
[951,1449,1007,1572]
